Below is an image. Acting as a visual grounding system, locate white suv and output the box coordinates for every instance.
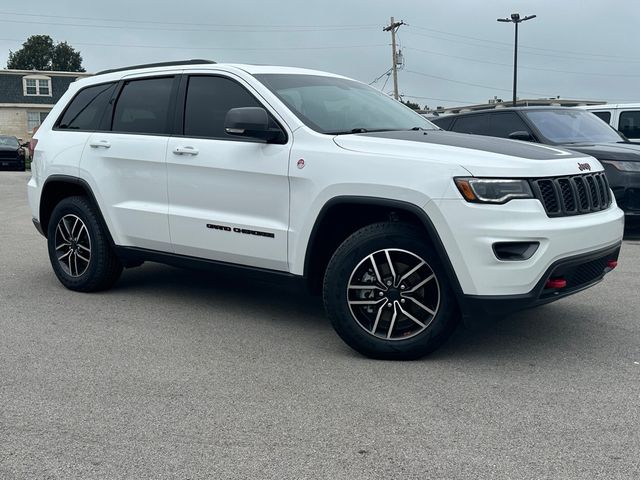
[578,103,640,143]
[28,60,624,359]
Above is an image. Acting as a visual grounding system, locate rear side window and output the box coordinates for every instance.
[450,114,490,135]
[56,83,116,130]
[112,77,174,135]
[619,111,640,139]
[591,111,611,124]
[183,75,261,139]
[488,112,532,138]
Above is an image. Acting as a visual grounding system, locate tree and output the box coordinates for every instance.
[401,99,422,110]
[7,35,85,72]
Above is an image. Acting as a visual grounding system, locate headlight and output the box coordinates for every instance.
[600,160,640,172]
[454,178,534,204]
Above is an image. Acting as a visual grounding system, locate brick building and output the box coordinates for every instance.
[0,69,91,141]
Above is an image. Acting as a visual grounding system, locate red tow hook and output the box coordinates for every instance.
[605,260,618,272]
[545,278,567,289]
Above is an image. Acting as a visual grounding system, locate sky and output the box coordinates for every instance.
[0,0,638,109]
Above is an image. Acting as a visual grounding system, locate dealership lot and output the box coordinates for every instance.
[1,172,639,479]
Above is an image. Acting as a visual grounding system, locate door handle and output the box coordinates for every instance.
[173,146,199,156]
[89,140,111,148]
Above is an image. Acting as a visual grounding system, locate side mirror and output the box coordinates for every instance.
[508,131,534,141]
[224,107,284,143]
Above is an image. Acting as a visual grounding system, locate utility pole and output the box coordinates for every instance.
[383,17,405,100]
[497,13,536,106]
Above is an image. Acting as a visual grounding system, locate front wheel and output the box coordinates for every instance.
[323,222,460,360]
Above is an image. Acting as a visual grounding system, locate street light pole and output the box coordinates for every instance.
[497,13,536,107]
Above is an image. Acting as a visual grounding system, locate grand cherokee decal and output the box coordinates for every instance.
[206,224,275,239]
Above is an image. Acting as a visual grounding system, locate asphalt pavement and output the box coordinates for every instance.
[1,172,639,479]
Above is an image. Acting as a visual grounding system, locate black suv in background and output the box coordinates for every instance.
[0,135,26,171]
[433,107,640,218]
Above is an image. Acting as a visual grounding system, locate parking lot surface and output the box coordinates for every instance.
[1,172,639,479]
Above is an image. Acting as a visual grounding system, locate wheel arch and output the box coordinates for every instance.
[303,196,464,298]
[39,175,115,246]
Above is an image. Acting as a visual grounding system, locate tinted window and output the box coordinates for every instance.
[488,113,532,138]
[619,111,640,139]
[432,116,454,130]
[184,76,263,138]
[591,111,611,124]
[57,83,116,130]
[112,77,174,134]
[450,115,490,135]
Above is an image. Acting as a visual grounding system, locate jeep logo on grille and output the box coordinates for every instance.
[578,162,591,171]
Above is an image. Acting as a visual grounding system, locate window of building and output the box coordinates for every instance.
[619,111,640,139]
[56,83,116,131]
[23,76,52,96]
[27,111,49,131]
[112,77,174,135]
[184,75,263,139]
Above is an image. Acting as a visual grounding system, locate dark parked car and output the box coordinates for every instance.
[0,135,26,171]
[433,107,640,218]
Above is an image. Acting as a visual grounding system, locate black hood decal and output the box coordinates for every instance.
[356,130,586,160]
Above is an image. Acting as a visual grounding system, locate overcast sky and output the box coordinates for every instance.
[1,0,638,108]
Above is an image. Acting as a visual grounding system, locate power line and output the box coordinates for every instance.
[0,37,387,52]
[369,68,392,85]
[409,25,640,62]
[0,10,379,29]
[0,18,376,33]
[404,69,553,97]
[404,46,640,78]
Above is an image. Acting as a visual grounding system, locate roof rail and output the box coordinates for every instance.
[96,59,216,75]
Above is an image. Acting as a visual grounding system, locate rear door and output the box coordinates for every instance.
[166,73,291,271]
[81,74,179,251]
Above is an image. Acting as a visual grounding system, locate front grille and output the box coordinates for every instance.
[531,172,612,217]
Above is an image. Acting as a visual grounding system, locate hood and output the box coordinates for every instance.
[333,130,599,177]
[560,142,640,162]
[0,144,19,152]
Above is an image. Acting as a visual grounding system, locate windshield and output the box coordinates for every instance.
[255,74,437,134]
[0,136,19,148]
[522,109,624,144]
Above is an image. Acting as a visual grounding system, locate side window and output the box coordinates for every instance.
[488,113,532,138]
[112,77,174,135]
[57,83,116,130]
[450,115,490,135]
[433,116,454,130]
[591,111,611,124]
[618,111,640,139]
[184,75,262,139]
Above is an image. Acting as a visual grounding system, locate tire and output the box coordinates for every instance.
[47,196,123,292]
[323,222,460,360]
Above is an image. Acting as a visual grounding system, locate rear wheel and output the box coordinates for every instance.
[323,222,459,360]
[47,196,123,292]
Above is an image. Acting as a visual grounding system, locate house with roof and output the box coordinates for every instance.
[0,69,91,141]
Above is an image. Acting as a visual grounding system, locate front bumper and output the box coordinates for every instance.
[460,242,621,317]
[426,197,625,297]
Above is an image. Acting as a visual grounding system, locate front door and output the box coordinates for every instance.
[166,74,291,271]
